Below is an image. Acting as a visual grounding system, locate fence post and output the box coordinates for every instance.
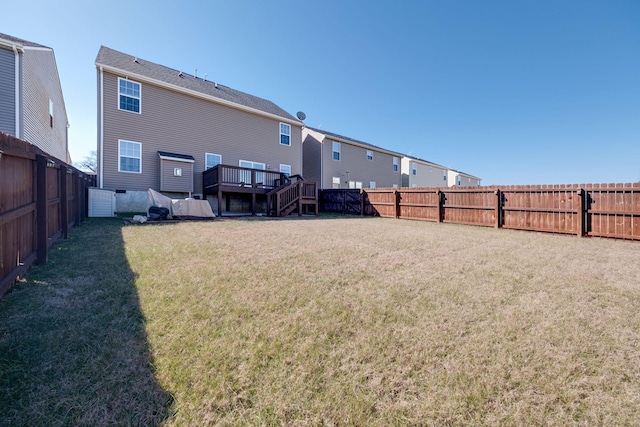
[36,154,48,265]
[394,190,400,219]
[494,189,502,228]
[437,190,443,222]
[60,165,68,239]
[360,189,364,216]
[577,188,585,237]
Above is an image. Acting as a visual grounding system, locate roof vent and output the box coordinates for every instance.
[194,68,197,78]
[203,73,207,81]
[178,71,183,77]
[134,57,139,63]
[214,82,218,88]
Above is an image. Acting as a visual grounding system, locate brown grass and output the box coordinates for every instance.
[2,216,640,426]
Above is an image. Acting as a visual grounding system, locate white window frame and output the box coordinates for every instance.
[355,181,362,189]
[173,168,182,177]
[366,150,373,161]
[332,176,341,189]
[393,157,399,172]
[279,122,291,146]
[429,166,433,172]
[205,153,222,170]
[443,171,447,181]
[118,77,141,114]
[279,164,291,177]
[369,181,376,188]
[392,184,398,188]
[118,139,142,174]
[412,163,417,175]
[457,177,462,186]
[332,141,341,161]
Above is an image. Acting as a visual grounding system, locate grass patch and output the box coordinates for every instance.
[2,217,640,425]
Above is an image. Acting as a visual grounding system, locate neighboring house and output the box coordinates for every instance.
[96,46,304,213]
[401,155,449,188]
[448,169,482,187]
[0,33,70,163]
[302,127,402,190]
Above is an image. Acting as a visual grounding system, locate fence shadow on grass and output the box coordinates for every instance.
[0,218,173,426]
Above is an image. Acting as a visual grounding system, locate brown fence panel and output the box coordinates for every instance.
[397,188,440,221]
[1,132,92,299]
[586,183,640,240]
[442,187,497,227]
[501,184,581,235]
[364,189,397,218]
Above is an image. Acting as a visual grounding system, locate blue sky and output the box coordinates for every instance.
[3,0,639,185]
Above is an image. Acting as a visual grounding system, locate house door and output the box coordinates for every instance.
[239,160,266,186]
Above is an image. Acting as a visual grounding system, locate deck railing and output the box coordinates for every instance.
[203,164,287,192]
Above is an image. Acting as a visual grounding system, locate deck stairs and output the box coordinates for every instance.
[267,175,318,217]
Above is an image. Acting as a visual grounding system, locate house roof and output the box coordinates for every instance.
[448,168,482,180]
[0,33,50,49]
[403,154,447,170]
[96,46,300,124]
[306,126,404,157]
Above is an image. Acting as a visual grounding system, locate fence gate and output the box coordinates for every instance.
[319,189,362,215]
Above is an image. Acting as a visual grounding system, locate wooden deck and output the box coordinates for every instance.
[203,165,317,217]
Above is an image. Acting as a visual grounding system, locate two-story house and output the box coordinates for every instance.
[448,169,482,187]
[0,33,70,163]
[96,46,306,214]
[302,127,402,189]
[401,155,449,188]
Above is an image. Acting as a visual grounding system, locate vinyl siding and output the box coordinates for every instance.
[0,46,16,136]
[22,48,68,162]
[101,71,302,193]
[402,159,449,187]
[321,138,401,189]
[160,158,194,193]
[302,131,322,185]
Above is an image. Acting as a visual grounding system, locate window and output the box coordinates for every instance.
[332,176,340,189]
[280,123,291,146]
[412,184,417,188]
[205,153,222,170]
[173,168,182,177]
[443,171,447,181]
[49,99,54,128]
[429,166,433,172]
[457,177,461,186]
[349,181,362,189]
[118,78,141,113]
[412,163,417,175]
[332,142,340,161]
[369,181,376,188]
[367,150,373,161]
[392,184,398,188]
[280,164,291,177]
[393,157,399,172]
[118,140,141,173]
[355,181,362,189]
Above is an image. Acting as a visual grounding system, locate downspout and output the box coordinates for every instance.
[99,66,104,189]
[12,44,21,139]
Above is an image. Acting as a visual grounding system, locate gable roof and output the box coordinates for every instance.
[403,154,447,170]
[95,46,300,124]
[0,33,50,49]
[306,126,404,157]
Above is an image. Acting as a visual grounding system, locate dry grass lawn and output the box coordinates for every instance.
[1,216,640,426]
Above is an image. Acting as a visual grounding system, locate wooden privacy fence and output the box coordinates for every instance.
[357,184,640,240]
[0,132,95,298]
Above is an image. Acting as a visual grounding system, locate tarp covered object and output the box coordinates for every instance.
[147,189,216,219]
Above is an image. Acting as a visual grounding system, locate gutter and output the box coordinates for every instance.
[99,66,104,189]
[95,62,303,127]
[12,44,21,139]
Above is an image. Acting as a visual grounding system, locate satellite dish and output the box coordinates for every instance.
[296,111,306,121]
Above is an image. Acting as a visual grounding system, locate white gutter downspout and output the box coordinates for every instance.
[12,44,21,139]
[99,66,104,189]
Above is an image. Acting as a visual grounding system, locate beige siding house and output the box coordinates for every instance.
[401,156,449,188]
[302,127,402,189]
[0,33,70,163]
[96,46,304,212]
[448,169,482,187]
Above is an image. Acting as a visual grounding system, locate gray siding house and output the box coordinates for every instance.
[303,127,402,189]
[0,33,70,163]
[96,46,304,212]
